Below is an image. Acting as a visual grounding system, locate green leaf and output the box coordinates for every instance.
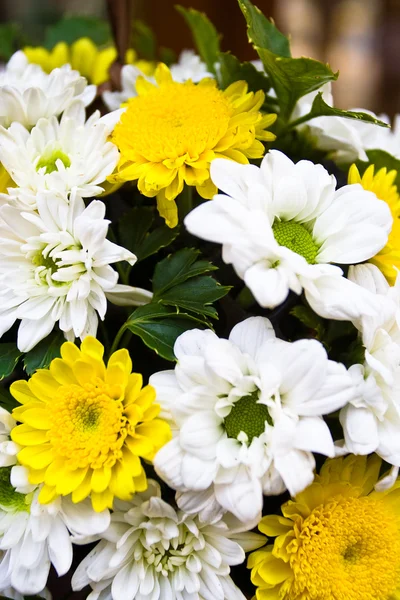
[256,47,338,121]
[23,331,64,376]
[132,20,156,61]
[44,16,111,49]
[139,225,180,261]
[0,344,22,381]
[218,52,271,93]
[176,6,220,74]
[0,23,21,60]
[126,304,206,361]
[158,276,231,318]
[152,248,217,297]
[159,46,177,66]
[290,305,325,340]
[0,385,18,412]
[118,207,154,256]
[307,93,390,128]
[356,149,400,190]
[238,0,291,57]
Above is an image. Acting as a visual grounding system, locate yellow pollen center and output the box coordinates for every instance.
[49,381,128,470]
[286,495,400,600]
[117,82,232,162]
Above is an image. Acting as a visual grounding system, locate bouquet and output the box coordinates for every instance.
[0,1,399,599]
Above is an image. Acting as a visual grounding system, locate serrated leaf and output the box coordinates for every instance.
[118,207,154,256]
[132,20,156,61]
[256,47,338,121]
[356,149,400,190]
[0,385,18,412]
[44,16,111,49]
[139,225,180,261]
[158,276,231,318]
[177,6,220,74]
[152,248,217,296]
[238,0,291,58]
[308,93,389,128]
[0,344,22,381]
[218,52,271,93]
[23,331,64,376]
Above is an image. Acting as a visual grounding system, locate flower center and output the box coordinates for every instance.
[272,220,319,264]
[36,148,71,174]
[224,391,272,443]
[0,467,30,512]
[114,81,232,163]
[286,495,400,600]
[48,381,129,470]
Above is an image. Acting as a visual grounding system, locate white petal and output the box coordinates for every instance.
[228,316,275,358]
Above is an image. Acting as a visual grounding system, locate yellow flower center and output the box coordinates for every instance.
[287,495,400,600]
[49,380,128,470]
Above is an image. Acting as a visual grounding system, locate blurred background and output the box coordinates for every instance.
[0,0,399,116]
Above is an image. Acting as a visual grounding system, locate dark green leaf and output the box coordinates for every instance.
[356,149,400,190]
[159,46,177,66]
[23,331,64,376]
[238,0,291,57]
[132,20,156,61]
[290,305,325,339]
[218,52,271,93]
[176,6,220,74]
[158,276,231,318]
[118,207,154,256]
[0,385,18,412]
[0,23,21,60]
[307,93,390,128]
[152,248,217,296]
[139,225,180,262]
[44,16,111,49]
[256,47,338,121]
[0,344,22,381]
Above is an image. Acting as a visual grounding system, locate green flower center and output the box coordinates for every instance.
[32,250,58,273]
[224,391,272,443]
[272,220,319,264]
[0,467,30,512]
[36,148,71,174]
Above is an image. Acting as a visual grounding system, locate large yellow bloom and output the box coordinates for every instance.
[24,38,154,85]
[349,163,400,283]
[10,337,171,512]
[248,455,400,600]
[109,63,277,228]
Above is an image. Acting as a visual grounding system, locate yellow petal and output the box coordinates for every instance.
[108,349,132,375]
[15,408,51,430]
[259,515,293,537]
[74,360,96,386]
[50,358,76,386]
[28,371,60,403]
[125,434,154,458]
[10,380,38,405]
[56,467,89,496]
[155,63,173,85]
[134,385,156,411]
[133,468,148,492]
[38,484,58,505]
[18,444,53,469]
[91,489,114,512]
[156,190,178,228]
[11,424,48,446]
[60,341,81,365]
[258,555,292,585]
[71,470,93,503]
[91,466,112,493]
[81,336,105,361]
[124,373,143,404]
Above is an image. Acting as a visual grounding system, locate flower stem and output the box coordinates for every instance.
[110,323,128,355]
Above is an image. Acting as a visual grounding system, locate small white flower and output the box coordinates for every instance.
[0,466,110,596]
[152,317,355,524]
[185,150,391,321]
[0,101,120,209]
[0,192,150,352]
[170,49,214,83]
[0,408,20,468]
[72,479,265,600]
[0,51,95,128]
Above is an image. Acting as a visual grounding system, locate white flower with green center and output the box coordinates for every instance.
[152,317,355,524]
[72,479,265,600]
[0,51,95,129]
[0,408,20,468]
[0,466,110,596]
[0,101,120,209]
[185,150,392,321]
[0,191,150,352]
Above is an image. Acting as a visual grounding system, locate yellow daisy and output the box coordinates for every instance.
[24,38,154,86]
[109,63,277,228]
[248,455,400,600]
[349,163,400,283]
[10,337,171,512]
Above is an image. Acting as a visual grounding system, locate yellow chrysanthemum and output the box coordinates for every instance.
[24,38,155,85]
[349,163,400,283]
[109,63,277,228]
[10,337,171,512]
[248,455,400,600]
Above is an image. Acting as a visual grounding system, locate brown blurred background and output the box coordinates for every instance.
[1,0,400,117]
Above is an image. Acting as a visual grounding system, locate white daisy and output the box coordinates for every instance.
[0,408,19,467]
[72,479,265,600]
[0,583,51,600]
[0,51,95,129]
[0,191,150,352]
[152,317,355,524]
[0,101,120,209]
[0,466,110,596]
[185,150,392,321]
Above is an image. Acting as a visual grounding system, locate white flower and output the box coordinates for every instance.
[291,82,334,122]
[0,466,110,596]
[152,317,355,524]
[0,408,19,467]
[170,49,213,83]
[72,479,265,600]
[185,150,391,321]
[0,583,51,600]
[0,101,120,209]
[0,192,150,352]
[0,51,95,128]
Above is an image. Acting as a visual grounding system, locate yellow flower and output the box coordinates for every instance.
[109,63,277,228]
[349,163,400,284]
[24,38,155,85]
[0,163,13,193]
[248,455,400,600]
[10,337,171,512]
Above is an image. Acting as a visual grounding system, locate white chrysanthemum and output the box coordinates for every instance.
[0,51,95,128]
[0,192,151,352]
[0,408,19,467]
[0,101,120,209]
[185,150,391,321]
[152,317,355,524]
[0,583,51,600]
[72,479,265,600]
[0,466,110,595]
